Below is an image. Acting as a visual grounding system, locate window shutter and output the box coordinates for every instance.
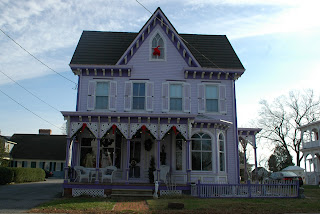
[146,82,154,111]
[124,81,132,111]
[198,84,205,113]
[162,82,169,112]
[87,81,96,111]
[219,85,227,114]
[183,83,191,113]
[109,81,117,111]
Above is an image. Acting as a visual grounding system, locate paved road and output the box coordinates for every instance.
[0,178,63,213]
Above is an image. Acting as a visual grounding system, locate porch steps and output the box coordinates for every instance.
[111,189,153,198]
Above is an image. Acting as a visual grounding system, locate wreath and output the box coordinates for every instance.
[144,139,153,151]
[130,159,137,167]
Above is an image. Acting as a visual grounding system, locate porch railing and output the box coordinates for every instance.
[191,180,299,198]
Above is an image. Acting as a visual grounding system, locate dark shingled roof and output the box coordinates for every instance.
[70,31,244,69]
[10,134,66,160]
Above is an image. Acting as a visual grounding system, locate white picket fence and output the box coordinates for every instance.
[191,180,299,198]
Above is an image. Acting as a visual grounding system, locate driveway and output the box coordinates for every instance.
[0,178,63,213]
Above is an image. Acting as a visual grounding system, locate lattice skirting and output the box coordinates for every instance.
[160,190,182,196]
[72,188,105,197]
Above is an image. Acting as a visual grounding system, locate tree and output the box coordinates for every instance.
[258,89,320,166]
[268,145,293,172]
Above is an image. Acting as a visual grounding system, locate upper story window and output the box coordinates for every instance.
[198,83,226,114]
[87,80,117,111]
[132,83,146,110]
[206,85,218,112]
[191,133,212,171]
[124,81,153,112]
[162,82,191,113]
[170,84,182,111]
[96,82,109,109]
[218,133,226,172]
[151,32,165,60]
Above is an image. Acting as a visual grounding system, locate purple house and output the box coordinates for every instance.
[62,8,259,196]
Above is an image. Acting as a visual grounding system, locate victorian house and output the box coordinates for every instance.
[61,8,259,195]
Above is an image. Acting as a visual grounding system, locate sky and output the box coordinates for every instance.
[1,0,320,166]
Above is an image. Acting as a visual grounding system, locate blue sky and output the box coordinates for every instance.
[1,0,320,164]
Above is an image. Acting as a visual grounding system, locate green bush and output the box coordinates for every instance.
[8,167,45,183]
[0,167,14,185]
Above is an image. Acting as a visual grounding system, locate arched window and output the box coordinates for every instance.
[151,33,165,60]
[219,133,226,172]
[191,133,212,171]
[311,128,319,141]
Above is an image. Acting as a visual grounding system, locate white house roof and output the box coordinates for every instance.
[282,166,305,171]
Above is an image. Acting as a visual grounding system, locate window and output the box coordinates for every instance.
[162,82,190,113]
[87,80,116,111]
[151,33,165,60]
[22,161,28,168]
[170,84,182,111]
[39,162,45,169]
[219,133,226,172]
[191,133,212,171]
[132,83,145,110]
[95,82,109,109]
[125,81,153,112]
[175,136,183,171]
[50,162,56,171]
[206,85,218,112]
[31,162,36,168]
[60,163,64,171]
[198,84,226,114]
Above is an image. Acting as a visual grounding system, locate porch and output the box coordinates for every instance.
[61,112,232,188]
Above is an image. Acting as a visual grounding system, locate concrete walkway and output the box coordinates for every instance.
[0,178,63,213]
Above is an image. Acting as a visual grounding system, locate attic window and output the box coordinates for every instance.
[151,33,165,60]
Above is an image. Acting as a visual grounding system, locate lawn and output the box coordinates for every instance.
[30,185,320,214]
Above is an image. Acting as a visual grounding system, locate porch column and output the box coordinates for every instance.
[156,140,161,181]
[253,136,258,182]
[186,140,191,183]
[95,138,101,184]
[304,154,308,184]
[243,147,248,181]
[126,139,131,183]
[64,137,71,183]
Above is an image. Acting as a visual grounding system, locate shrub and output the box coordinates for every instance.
[0,167,14,185]
[8,167,45,183]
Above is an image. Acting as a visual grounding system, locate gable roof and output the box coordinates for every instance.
[10,134,66,160]
[70,31,244,69]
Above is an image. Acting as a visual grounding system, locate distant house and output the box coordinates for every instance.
[10,129,66,177]
[252,167,269,182]
[0,135,17,166]
[298,121,320,185]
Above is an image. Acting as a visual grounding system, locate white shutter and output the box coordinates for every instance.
[162,82,169,112]
[183,83,191,113]
[87,81,96,111]
[124,81,132,111]
[146,82,154,111]
[198,84,205,113]
[219,85,227,114]
[109,81,117,111]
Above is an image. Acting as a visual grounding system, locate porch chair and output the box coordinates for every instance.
[154,165,170,183]
[100,166,117,183]
[74,166,90,182]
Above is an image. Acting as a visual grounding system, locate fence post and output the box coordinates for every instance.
[247,180,251,198]
[198,179,201,198]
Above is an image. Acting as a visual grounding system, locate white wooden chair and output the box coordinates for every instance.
[154,165,170,183]
[74,166,90,182]
[100,166,117,183]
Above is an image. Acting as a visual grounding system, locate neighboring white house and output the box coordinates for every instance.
[299,120,320,185]
[282,166,305,181]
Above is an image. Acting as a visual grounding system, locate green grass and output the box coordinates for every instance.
[30,186,320,214]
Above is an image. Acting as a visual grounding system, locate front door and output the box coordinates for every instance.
[129,141,141,179]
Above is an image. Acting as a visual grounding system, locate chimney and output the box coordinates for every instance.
[39,129,52,135]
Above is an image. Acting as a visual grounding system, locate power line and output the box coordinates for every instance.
[135,0,228,73]
[0,88,64,131]
[0,69,61,113]
[0,28,78,87]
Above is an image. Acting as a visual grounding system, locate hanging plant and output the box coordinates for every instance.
[144,139,153,151]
